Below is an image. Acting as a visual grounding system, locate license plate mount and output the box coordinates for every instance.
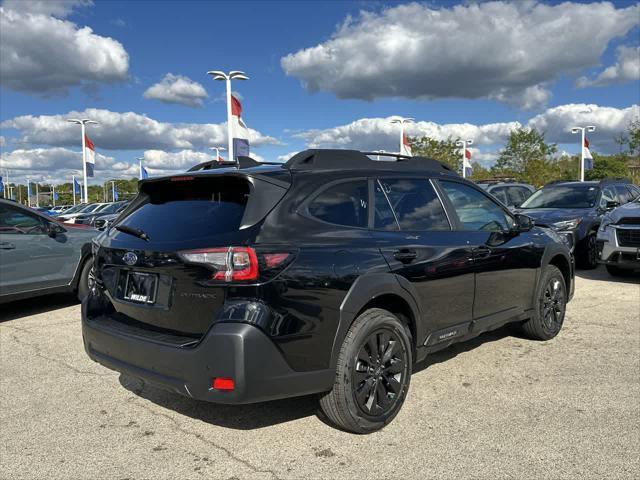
[124,271,158,304]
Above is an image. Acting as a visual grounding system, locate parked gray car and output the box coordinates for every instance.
[477,181,535,208]
[597,197,640,276]
[0,199,97,303]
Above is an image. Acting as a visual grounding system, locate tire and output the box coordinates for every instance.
[577,233,598,269]
[319,308,412,434]
[606,265,635,277]
[521,265,567,341]
[76,257,94,302]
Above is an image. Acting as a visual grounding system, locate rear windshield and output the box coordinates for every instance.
[116,176,250,242]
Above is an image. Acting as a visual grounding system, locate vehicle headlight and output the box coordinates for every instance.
[552,218,581,231]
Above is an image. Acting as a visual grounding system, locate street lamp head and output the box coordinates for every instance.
[67,118,81,124]
[571,127,581,134]
[84,119,99,125]
[228,70,246,77]
[231,74,249,81]
[455,140,464,146]
[467,140,473,146]
[587,126,596,132]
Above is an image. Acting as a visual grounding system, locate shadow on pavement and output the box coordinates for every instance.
[120,324,521,431]
[0,293,78,323]
[119,374,320,430]
[575,265,640,284]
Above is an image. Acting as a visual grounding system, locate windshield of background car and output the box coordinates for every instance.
[520,185,599,209]
[61,204,86,214]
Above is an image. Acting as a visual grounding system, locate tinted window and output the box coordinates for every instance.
[627,185,640,200]
[614,185,633,204]
[440,181,512,231]
[507,187,530,207]
[374,181,398,231]
[376,179,449,231]
[521,185,600,209]
[490,187,509,205]
[599,186,617,208]
[0,205,47,235]
[117,176,250,241]
[309,180,368,228]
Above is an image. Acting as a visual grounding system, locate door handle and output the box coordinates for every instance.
[0,242,15,250]
[474,246,492,258]
[393,249,417,263]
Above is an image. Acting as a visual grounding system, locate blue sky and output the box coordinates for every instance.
[0,0,639,184]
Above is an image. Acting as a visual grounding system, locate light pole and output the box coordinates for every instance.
[456,139,473,179]
[571,125,596,182]
[209,146,226,162]
[206,70,249,163]
[67,118,98,203]
[390,117,414,155]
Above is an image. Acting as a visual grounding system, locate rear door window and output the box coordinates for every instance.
[376,178,450,231]
[308,180,369,228]
[0,205,47,235]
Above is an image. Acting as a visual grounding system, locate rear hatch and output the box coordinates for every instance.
[93,170,290,337]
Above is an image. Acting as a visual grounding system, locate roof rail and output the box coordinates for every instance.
[285,149,455,174]
[187,156,281,172]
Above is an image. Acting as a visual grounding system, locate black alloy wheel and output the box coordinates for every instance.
[353,328,407,417]
[540,276,566,335]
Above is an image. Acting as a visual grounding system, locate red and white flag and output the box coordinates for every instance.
[401,132,412,156]
[463,148,472,177]
[583,137,593,170]
[231,95,250,159]
[84,134,95,177]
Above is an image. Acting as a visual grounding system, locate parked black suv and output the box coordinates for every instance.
[517,179,639,268]
[83,150,574,433]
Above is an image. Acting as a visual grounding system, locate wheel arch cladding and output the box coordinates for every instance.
[331,273,422,369]
[548,253,571,293]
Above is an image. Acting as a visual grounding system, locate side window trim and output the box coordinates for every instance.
[428,178,454,230]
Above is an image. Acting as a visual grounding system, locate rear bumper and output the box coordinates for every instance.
[81,303,334,404]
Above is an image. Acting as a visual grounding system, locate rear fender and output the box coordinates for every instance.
[330,273,423,369]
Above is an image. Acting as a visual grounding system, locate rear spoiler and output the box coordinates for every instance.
[188,156,281,172]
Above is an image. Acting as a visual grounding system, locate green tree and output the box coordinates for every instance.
[494,128,557,177]
[409,136,463,173]
[585,153,630,181]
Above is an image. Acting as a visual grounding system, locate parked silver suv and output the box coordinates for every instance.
[597,197,640,277]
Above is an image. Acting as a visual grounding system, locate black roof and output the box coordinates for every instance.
[285,149,456,174]
[544,178,631,187]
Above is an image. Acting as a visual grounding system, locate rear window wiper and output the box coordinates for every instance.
[115,225,150,241]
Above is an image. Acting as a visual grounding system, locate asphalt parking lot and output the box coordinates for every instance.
[1,267,638,480]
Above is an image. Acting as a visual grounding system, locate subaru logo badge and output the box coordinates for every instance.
[123,252,138,266]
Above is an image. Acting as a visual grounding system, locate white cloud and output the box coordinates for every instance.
[0,147,114,171]
[294,104,640,159]
[143,73,208,107]
[0,2,129,96]
[0,136,5,148]
[140,149,211,169]
[295,116,520,152]
[282,1,639,109]
[2,0,92,18]
[1,108,280,150]
[276,151,299,162]
[576,45,640,88]
[527,103,639,146]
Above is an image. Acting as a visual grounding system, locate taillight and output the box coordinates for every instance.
[179,247,258,282]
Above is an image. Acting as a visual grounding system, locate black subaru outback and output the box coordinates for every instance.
[82,150,574,433]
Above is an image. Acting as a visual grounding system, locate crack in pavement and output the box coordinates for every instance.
[5,334,113,378]
[124,392,283,480]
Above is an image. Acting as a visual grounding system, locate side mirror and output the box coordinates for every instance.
[47,222,66,238]
[605,200,619,210]
[514,213,534,232]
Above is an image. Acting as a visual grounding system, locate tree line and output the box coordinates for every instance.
[409,120,640,187]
